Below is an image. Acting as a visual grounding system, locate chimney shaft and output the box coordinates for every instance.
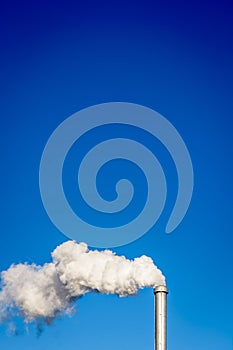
[154,285,168,350]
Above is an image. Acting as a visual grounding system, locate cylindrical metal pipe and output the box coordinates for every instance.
[154,285,168,350]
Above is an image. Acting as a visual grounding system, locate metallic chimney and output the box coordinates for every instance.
[154,285,168,350]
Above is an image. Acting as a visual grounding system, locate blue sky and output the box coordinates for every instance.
[0,0,232,349]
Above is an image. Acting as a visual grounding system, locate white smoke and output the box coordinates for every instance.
[0,241,165,326]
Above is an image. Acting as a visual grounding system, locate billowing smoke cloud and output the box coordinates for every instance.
[0,241,165,326]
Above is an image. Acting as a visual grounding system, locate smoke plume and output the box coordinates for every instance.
[0,241,165,326]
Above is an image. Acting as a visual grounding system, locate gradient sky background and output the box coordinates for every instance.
[0,0,232,349]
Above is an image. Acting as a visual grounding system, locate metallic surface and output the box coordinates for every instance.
[154,285,168,350]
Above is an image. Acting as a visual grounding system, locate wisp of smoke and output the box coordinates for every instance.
[0,241,165,326]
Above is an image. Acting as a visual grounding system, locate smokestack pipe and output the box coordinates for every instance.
[154,285,168,350]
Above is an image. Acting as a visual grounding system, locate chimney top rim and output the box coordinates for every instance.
[154,285,168,294]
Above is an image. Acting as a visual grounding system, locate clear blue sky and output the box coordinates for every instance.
[0,0,232,349]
